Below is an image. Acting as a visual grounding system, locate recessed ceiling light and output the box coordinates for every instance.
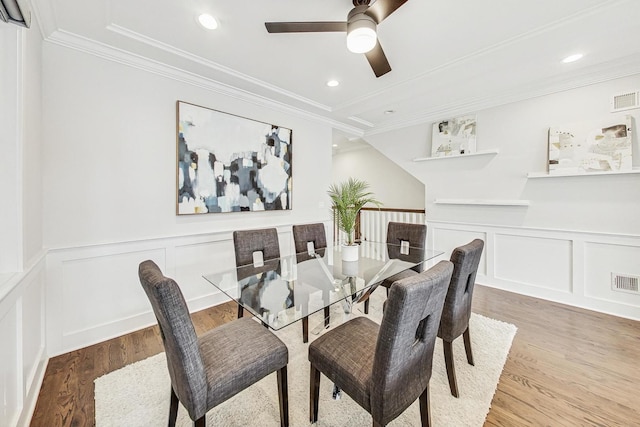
[198,14,218,30]
[562,53,583,63]
[327,80,340,87]
[332,144,338,147]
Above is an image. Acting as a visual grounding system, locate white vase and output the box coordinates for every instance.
[342,244,359,262]
[342,260,359,277]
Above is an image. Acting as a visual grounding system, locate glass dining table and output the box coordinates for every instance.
[203,240,444,333]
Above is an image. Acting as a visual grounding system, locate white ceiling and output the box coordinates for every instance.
[31,0,640,137]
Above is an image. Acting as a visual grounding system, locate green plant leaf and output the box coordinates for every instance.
[328,178,382,245]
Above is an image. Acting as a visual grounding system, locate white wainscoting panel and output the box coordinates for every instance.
[428,220,640,321]
[0,304,20,427]
[59,248,166,350]
[21,268,45,402]
[494,234,573,293]
[46,226,296,356]
[584,242,640,306]
[0,254,47,427]
[431,228,487,276]
[174,239,234,310]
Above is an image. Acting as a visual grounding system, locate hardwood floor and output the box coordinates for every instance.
[30,285,639,426]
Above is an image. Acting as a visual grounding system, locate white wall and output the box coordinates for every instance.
[366,74,640,320]
[0,25,22,273]
[0,20,47,427]
[42,44,332,249]
[41,42,334,355]
[332,144,425,210]
[22,21,43,268]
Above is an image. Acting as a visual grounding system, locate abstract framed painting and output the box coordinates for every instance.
[548,115,633,174]
[176,101,292,214]
[431,114,477,157]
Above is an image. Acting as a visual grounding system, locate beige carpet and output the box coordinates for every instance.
[95,293,516,426]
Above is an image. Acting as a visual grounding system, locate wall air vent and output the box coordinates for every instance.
[611,91,639,112]
[0,0,31,28]
[611,273,640,294]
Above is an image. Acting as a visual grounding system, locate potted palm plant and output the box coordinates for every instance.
[328,177,382,261]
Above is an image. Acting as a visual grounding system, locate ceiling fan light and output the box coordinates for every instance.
[347,12,377,53]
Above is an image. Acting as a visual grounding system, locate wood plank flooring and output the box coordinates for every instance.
[30,285,640,426]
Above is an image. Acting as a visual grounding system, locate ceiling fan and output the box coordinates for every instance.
[265,0,408,78]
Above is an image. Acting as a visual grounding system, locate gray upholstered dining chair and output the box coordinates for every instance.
[308,260,453,427]
[364,221,427,314]
[232,228,281,318]
[292,223,331,342]
[138,260,289,427]
[438,238,484,398]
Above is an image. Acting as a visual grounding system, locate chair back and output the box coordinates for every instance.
[438,239,484,341]
[292,223,327,262]
[138,260,207,420]
[371,260,453,424]
[386,222,427,272]
[233,228,281,267]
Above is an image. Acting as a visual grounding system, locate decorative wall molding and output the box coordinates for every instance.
[434,199,530,207]
[364,54,640,136]
[428,220,640,321]
[44,30,364,136]
[0,254,47,427]
[28,0,640,137]
[106,24,331,113]
[45,224,299,356]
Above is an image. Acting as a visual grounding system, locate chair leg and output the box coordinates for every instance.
[277,366,289,427]
[237,304,244,318]
[364,298,370,314]
[419,383,431,427]
[310,364,321,423]
[168,387,178,427]
[302,317,309,343]
[194,416,205,427]
[443,340,459,397]
[324,306,330,327]
[463,327,474,366]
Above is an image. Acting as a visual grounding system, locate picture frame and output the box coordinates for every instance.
[431,114,477,157]
[548,115,633,174]
[176,101,292,214]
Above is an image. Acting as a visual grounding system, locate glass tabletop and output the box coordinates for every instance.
[202,241,444,330]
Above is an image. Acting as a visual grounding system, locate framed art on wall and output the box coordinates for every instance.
[548,115,633,174]
[431,114,477,157]
[176,101,292,214]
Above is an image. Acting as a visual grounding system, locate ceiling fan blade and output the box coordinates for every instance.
[365,0,408,23]
[265,21,347,33]
[365,40,392,78]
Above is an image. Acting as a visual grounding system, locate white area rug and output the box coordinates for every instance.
[95,294,516,426]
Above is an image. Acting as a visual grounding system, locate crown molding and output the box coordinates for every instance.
[347,116,374,127]
[106,24,332,114]
[364,54,640,136]
[44,29,365,136]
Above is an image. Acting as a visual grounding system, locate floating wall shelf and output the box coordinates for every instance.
[434,199,530,206]
[413,149,499,162]
[527,169,640,179]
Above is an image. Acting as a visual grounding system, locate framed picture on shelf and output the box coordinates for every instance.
[176,101,292,215]
[548,115,633,174]
[431,114,477,157]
